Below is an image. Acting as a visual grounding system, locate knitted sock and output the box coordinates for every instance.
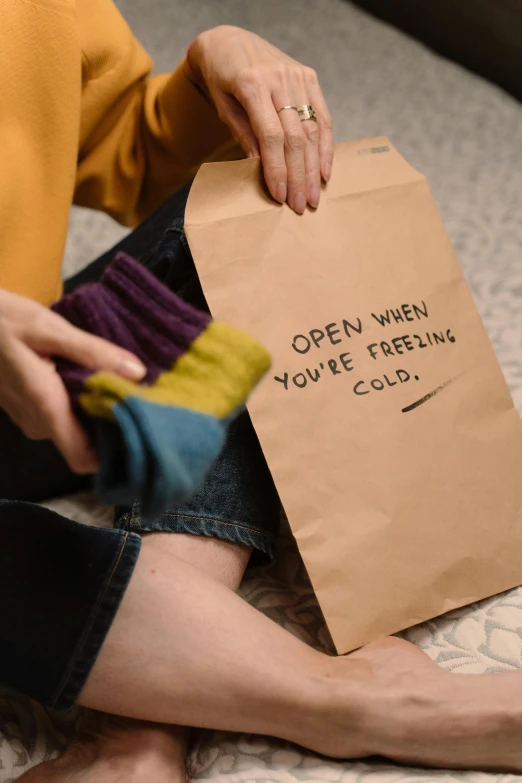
[53,252,270,519]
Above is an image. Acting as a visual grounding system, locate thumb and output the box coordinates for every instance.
[27,313,147,382]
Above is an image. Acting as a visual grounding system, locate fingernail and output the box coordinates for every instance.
[309,185,320,209]
[118,358,146,381]
[276,181,287,203]
[294,192,306,214]
[323,162,331,182]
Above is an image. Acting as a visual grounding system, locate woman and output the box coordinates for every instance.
[1,2,520,780]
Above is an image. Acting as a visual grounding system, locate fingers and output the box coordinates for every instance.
[47,382,99,474]
[214,93,260,159]
[301,108,321,209]
[1,337,98,474]
[277,106,307,213]
[233,65,328,213]
[190,26,333,208]
[305,69,333,182]
[232,75,288,204]
[23,310,146,381]
[242,73,310,212]
[273,66,321,212]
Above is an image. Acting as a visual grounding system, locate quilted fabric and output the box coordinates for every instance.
[3,498,522,782]
[2,0,522,779]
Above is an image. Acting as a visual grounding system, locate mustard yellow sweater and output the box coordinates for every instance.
[0,0,238,305]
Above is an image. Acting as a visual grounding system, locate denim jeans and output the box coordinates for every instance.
[0,183,280,709]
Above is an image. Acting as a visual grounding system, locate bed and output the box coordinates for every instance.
[3,0,522,778]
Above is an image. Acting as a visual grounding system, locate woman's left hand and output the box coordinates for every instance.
[188,26,333,214]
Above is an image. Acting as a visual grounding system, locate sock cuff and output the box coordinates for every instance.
[55,252,271,427]
[54,253,215,383]
[103,252,211,335]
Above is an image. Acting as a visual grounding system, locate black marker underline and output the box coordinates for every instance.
[402,378,455,413]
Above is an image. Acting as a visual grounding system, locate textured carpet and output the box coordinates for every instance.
[6,1,522,781]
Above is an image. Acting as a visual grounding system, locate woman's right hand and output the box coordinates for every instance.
[0,289,146,474]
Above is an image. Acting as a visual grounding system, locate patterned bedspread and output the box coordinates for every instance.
[2,0,521,778]
[3,498,522,782]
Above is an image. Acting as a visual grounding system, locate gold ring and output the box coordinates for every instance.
[297,104,317,122]
[277,105,299,114]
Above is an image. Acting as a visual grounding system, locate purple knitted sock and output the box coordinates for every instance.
[52,252,270,517]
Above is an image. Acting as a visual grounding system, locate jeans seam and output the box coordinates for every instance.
[117,511,275,543]
[163,224,184,236]
[159,512,273,539]
[124,499,140,530]
[50,532,130,708]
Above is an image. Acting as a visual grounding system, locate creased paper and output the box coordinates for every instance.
[185,138,522,653]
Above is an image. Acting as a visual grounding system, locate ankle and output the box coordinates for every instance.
[283,655,377,757]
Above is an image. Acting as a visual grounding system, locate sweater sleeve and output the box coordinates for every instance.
[74,0,242,227]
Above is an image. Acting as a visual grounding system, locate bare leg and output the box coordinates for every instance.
[18,535,251,782]
[78,539,522,770]
[19,537,522,774]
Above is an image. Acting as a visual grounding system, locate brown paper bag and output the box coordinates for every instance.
[185,137,522,653]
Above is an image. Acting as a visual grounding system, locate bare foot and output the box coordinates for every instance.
[18,639,522,776]
[312,637,522,772]
[17,717,187,783]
